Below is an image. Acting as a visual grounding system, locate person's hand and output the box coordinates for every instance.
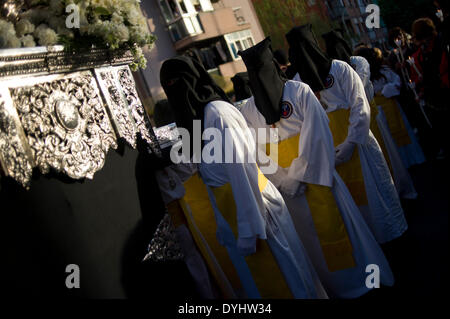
[335,141,356,166]
[280,176,306,198]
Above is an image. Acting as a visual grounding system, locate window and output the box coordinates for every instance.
[177,0,188,14]
[192,0,202,12]
[224,29,255,60]
[159,0,181,23]
[159,0,205,42]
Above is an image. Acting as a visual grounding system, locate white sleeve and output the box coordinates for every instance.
[256,146,287,188]
[214,114,268,250]
[381,68,401,98]
[240,98,287,189]
[287,83,335,187]
[339,62,371,145]
[155,167,186,205]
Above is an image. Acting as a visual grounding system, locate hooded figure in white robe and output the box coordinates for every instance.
[287,25,407,244]
[239,37,394,298]
[322,31,418,199]
[160,56,326,299]
[371,64,426,169]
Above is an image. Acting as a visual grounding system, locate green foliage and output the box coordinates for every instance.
[251,0,333,51]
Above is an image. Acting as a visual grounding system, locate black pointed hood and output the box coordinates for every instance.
[239,37,287,125]
[160,56,229,137]
[231,72,252,101]
[322,29,352,64]
[286,24,332,92]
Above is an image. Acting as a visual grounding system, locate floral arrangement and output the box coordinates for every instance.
[0,0,156,70]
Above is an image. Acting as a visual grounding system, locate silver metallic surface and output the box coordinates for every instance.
[0,47,160,189]
[0,47,134,78]
[95,67,138,149]
[0,0,24,23]
[143,214,184,263]
[5,71,118,181]
[115,66,162,156]
[154,123,180,149]
[0,87,34,189]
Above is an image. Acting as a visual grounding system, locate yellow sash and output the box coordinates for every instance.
[327,109,368,206]
[266,134,355,272]
[369,99,393,174]
[374,94,411,147]
[211,169,293,299]
[180,174,243,298]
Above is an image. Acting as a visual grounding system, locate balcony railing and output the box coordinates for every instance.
[172,7,250,50]
[167,13,204,43]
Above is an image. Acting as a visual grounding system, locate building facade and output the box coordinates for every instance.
[140,0,265,102]
[324,0,388,48]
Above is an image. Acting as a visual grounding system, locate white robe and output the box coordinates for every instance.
[294,60,407,243]
[373,67,426,168]
[350,58,417,199]
[200,100,327,299]
[350,56,374,102]
[241,81,394,298]
[155,164,220,299]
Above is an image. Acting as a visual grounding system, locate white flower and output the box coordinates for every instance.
[48,16,65,32]
[15,19,35,37]
[20,35,36,47]
[57,25,74,39]
[34,24,58,46]
[49,0,64,15]
[115,23,130,44]
[125,6,141,26]
[111,12,124,24]
[21,8,51,25]
[0,19,21,48]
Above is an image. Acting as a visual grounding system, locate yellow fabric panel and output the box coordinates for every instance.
[266,134,355,272]
[166,200,187,228]
[182,174,243,296]
[374,94,411,147]
[327,109,368,206]
[266,134,300,168]
[369,99,393,174]
[211,183,293,299]
[257,168,269,193]
[178,199,236,299]
[305,185,356,272]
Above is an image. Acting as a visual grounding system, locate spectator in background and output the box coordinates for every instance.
[387,27,416,84]
[410,17,449,159]
[386,27,426,139]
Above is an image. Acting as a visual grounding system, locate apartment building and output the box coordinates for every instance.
[324,0,388,48]
[140,0,265,102]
